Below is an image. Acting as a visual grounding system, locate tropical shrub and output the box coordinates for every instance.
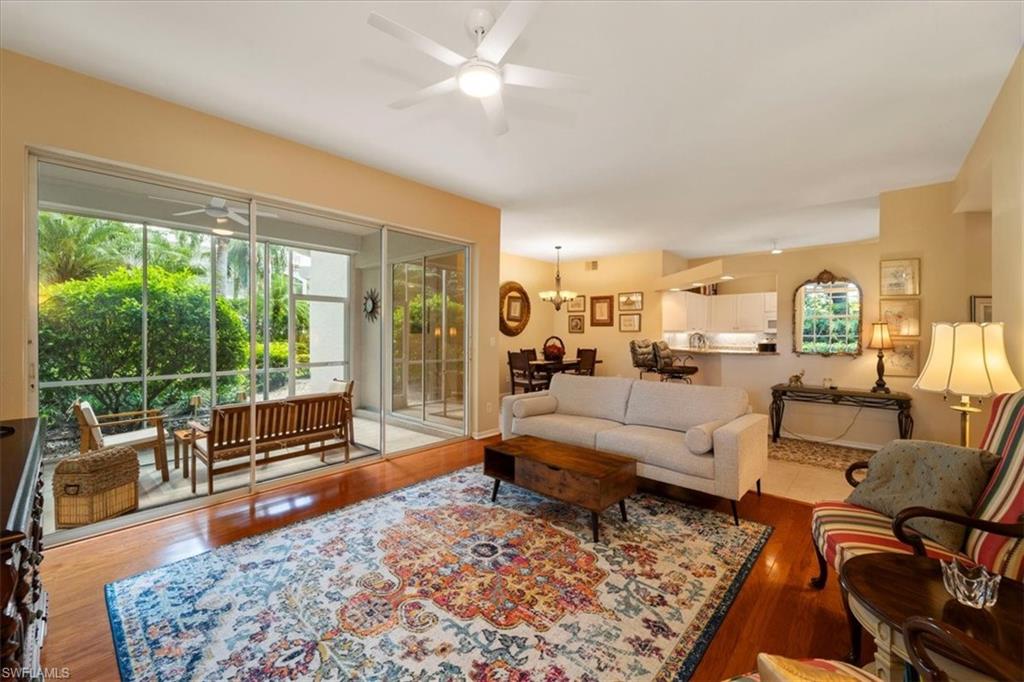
[38,267,248,420]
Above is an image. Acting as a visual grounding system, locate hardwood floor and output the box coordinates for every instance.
[40,437,851,680]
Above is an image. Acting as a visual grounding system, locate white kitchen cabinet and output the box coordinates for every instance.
[662,291,710,331]
[662,291,688,331]
[764,292,778,313]
[737,294,764,331]
[710,295,738,331]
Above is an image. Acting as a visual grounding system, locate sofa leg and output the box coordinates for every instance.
[756,479,762,496]
[810,538,829,589]
[730,500,739,526]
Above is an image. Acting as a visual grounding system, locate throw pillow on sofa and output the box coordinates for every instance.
[846,440,999,550]
[512,395,558,419]
[685,419,728,454]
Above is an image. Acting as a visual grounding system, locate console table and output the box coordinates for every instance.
[769,384,913,442]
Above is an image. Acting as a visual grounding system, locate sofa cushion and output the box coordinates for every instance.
[512,395,558,419]
[547,373,635,423]
[625,381,748,432]
[512,413,622,449]
[596,425,714,479]
[684,419,727,454]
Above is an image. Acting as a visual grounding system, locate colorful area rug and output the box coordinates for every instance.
[106,467,771,681]
[768,437,873,471]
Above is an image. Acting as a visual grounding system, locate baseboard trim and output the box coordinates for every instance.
[472,429,501,439]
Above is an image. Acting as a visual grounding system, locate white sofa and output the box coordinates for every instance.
[500,373,768,523]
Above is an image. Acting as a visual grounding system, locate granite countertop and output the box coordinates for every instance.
[670,347,780,356]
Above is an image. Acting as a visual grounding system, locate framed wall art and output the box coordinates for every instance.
[880,258,921,296]
[970,295,993,323]
[886,339,920,377]
[619,313,641,333]
[617,291,643,312]
[880,298,920,337]
[568,314,585,334]
[567,295,586,313]
[591,295,614,326]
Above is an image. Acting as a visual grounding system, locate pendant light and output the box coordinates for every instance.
[539,246,578,311]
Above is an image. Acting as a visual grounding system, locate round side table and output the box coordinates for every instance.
[840,553,1022,682]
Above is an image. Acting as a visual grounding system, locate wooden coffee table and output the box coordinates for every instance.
[483,435,637,542]
[841,552,1022,681]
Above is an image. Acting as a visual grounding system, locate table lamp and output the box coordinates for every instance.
[867,321,895,393]
[914,322,1021,446]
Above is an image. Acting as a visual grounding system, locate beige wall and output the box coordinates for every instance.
[0,50,502,435]
[498,253,557,394]
[954,49,1023,379]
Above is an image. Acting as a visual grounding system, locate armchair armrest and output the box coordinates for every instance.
[188,421,210,434]
[92,415,163,428]
[844,461,869,487]
[892,506,1024,556]
[904,616,1022,682]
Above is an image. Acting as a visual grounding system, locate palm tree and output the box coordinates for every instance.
[37,212,138,284]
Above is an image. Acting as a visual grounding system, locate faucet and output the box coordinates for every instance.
[689,332,708,350]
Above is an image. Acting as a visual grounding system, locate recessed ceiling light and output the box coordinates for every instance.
[212,228,233,237]
[668,288,682,292]
[691,282,702,287]
[720,275,735,281]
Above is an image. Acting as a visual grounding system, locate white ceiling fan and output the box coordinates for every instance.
[148,196,277,229]
[368,3,586,136]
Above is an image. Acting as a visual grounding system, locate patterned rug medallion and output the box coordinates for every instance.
[768,437,872,471]
[106,468,771,681]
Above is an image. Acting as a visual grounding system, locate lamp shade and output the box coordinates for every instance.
[914,322,1021,397]
[867,322,895,350]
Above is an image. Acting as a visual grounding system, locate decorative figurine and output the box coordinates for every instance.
[787,370,805,387]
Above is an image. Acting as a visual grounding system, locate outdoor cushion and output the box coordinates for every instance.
[547,373,634,423]
[812,501,960,573]
[512,413,621,449]
[104,427,161,449]
[512,395,558,419]
[845,440,998,550]
[624,381,748,433]
[79,401,104,448]
[966,391,1024,580]
[685,419,728,455]
[596,425,714,479]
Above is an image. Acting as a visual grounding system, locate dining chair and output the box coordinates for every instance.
[508,351,548,394]
[572,348,597,376]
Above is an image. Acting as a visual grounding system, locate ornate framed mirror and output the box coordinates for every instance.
[499,281,531,337]
[793,269,863,357]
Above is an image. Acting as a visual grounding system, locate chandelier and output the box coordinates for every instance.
[539,246,578,311]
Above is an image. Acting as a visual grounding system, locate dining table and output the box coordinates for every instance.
[529,358,603,373]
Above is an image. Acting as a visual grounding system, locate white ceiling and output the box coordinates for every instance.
[2,1,1020,261]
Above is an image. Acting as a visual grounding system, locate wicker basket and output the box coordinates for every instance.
[54,446,139,528]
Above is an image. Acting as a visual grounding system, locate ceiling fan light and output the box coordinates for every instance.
[458,60,501,98]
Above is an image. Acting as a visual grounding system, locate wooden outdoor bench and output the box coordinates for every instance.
[189,392,351,495]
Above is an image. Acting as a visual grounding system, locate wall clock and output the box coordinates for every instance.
[363,288,380,323]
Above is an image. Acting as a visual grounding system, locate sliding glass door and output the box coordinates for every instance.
[388,232,468,443]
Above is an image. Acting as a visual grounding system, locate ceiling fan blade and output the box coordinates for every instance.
[149,195,203,208]
[172,209,207,216]
[503,63,587,92]
[480,92,509,136]
[368,12,467,67]
[475,2,539,64]
[389,77,458,109]
[227,210,249,227]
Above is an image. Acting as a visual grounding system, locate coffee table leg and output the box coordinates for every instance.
[841,588,863,664]
[619,499,627,522]
[591,511,600,543]
[491,479,500,502]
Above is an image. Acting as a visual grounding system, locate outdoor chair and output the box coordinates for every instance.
[72,398,169,482]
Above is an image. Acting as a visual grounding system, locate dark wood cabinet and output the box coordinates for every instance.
[1,418,47,679]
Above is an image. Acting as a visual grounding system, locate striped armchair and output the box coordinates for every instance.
[810,391,1024,589]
